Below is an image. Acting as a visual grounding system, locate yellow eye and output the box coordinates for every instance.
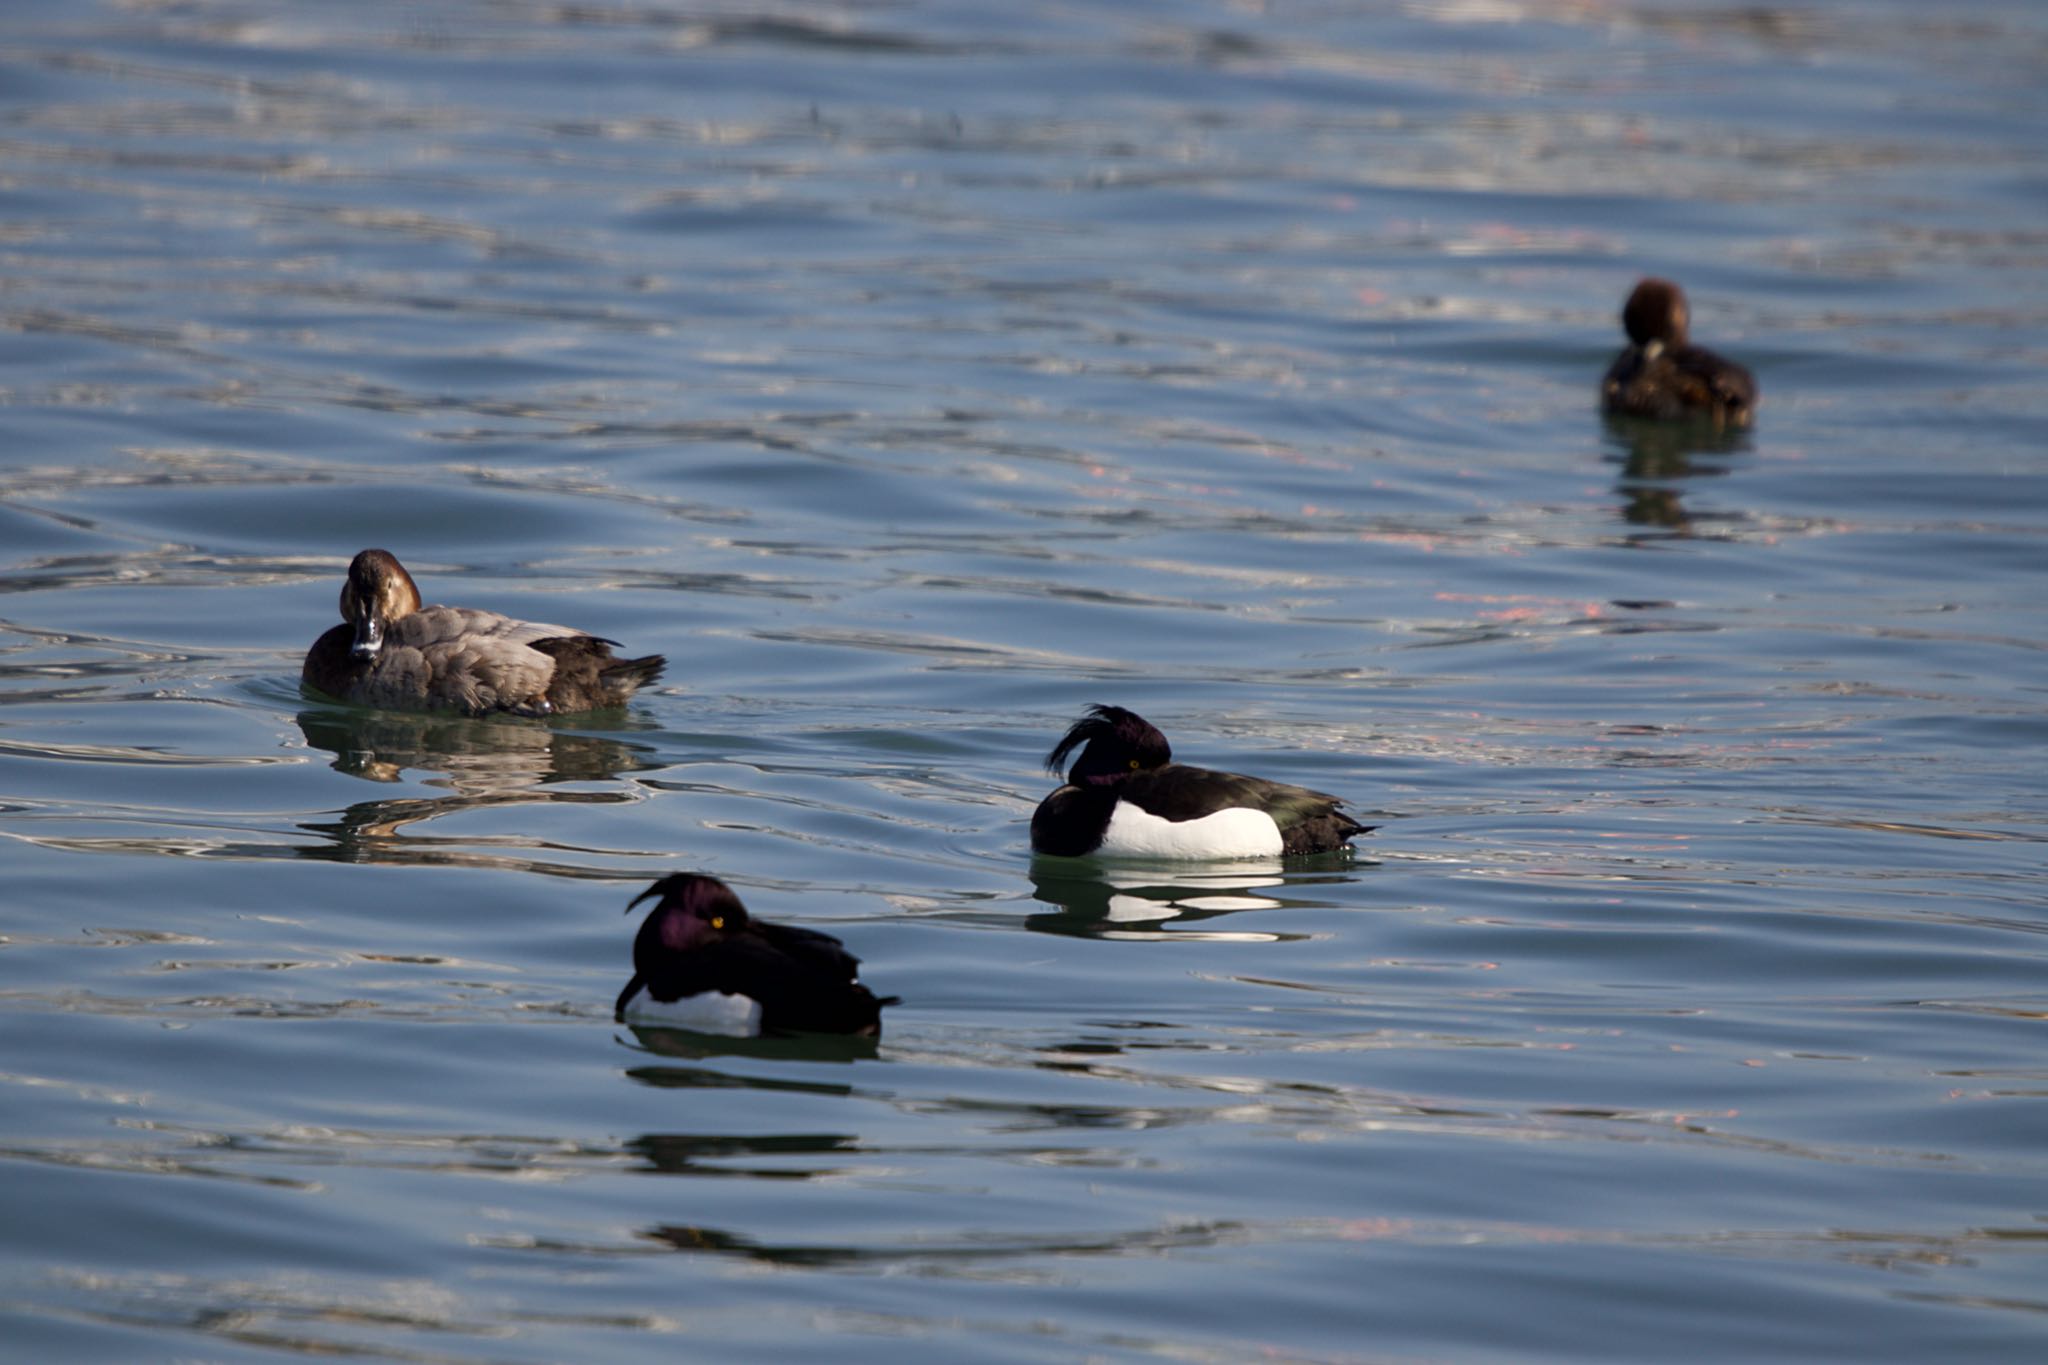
[1128,758,1140,769]
[710,916,725,930]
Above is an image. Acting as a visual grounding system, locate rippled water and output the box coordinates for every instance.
[3,0,2046,1359]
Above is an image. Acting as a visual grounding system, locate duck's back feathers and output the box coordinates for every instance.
[1125,763,1343,826]
[1602,342,1756,428]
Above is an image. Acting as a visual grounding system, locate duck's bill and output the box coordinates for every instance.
[350,617,385,660]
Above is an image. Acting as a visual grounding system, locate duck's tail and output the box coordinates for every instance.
[599,653,666,704]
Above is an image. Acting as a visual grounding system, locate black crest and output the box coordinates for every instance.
[627,873,750,927]
[1045,704,1171,782]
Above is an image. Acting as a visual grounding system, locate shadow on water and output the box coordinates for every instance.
[1600,415,1754,539]
[1026,853,1363,942]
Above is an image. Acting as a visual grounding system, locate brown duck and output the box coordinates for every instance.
[1601,278,1757,429]
[303,549,664,716]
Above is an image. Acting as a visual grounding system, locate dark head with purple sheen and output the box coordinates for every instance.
[1045,704,1172,786]
[1621,278,1690,349]
[627,874,750,949]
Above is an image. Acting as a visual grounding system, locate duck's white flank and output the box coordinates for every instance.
[1098,802,1283,859]
[621,989,764,1036]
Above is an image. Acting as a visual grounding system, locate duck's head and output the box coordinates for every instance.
[1046,704,1171,786]
[627,874,751,956]
[338,549,422,661]
[1622,278,1690,352]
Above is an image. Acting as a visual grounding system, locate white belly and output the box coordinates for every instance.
[621,990,763,1036]
[1098,801,1283,860]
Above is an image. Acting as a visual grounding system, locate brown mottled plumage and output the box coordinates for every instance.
[302,549,664,716]
[1601,278,1757,429]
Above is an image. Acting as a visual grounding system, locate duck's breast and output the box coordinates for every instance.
[1031,784,1118,857]
[303,623,435,709]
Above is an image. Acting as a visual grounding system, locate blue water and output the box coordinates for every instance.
[2,0,2046,1359]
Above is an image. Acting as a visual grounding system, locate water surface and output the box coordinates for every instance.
[2,1,2046,1360]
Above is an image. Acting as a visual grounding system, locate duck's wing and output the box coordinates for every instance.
[1673,344,1756,418]
[1120,764,1344,821]
[381,607,567,713]
[752,920,865,984]
[634,937,768,1004]
[644,929,887,1035]
[1126,765,1371,852]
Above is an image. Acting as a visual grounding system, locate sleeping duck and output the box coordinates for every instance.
[613,874,898,1037]
[303,549,664,716]
[1601,278,1757,429]
[1031,705,1371,859]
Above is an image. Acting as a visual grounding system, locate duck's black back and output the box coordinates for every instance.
[638,921,894,1036]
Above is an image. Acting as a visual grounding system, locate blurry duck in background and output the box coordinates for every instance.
[614,874,898,1038]
[1601,278,1757,430]
[303,549,664,716]
[1031,705,1371,859]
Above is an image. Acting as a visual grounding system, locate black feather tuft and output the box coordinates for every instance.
[1045,704,1159,775]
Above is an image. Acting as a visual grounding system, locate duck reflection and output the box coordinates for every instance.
[642,1223,876,1266]
[625,1130,860,1180]
[297,706,656,787]
[294,706,659,867]
[641,1216,1236,1266]
[1027,855,1343,942]
[619,1026,881,1067]
[1602,414,1752,537]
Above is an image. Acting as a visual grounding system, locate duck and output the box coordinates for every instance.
[1031,705,1371,859]
[1601,278,1757,429]
[614,874,898,1037]
[303,549,665,716]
